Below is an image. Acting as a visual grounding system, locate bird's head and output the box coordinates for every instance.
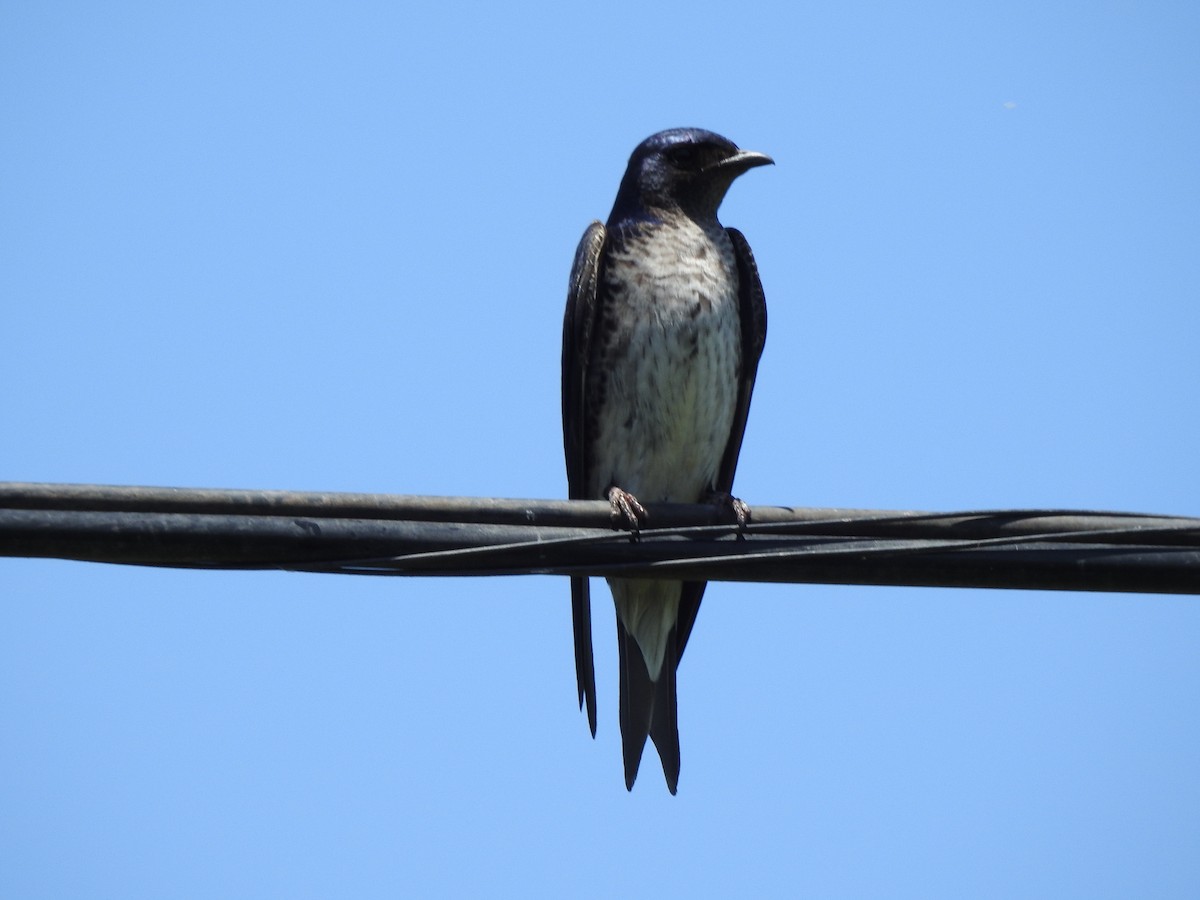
[609,128,773,223]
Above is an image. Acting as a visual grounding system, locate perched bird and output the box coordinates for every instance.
[561,128,771,792]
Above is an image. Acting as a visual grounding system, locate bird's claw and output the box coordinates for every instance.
[707,491,751,533]
[607,486,648,533]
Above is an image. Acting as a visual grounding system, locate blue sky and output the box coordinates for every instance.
[3,1,1199,897]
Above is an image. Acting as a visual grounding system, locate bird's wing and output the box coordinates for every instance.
[562,220,606,736]
[718,226,768,492]
[675,227,768,660]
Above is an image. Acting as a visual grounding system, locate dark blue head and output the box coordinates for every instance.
[608,128,773,224]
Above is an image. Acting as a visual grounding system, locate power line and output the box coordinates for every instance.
[2,481,1197,594]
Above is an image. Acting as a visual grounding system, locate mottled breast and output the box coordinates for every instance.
[585,215,742,503]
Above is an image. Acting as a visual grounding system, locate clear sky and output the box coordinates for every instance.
[3,1,1199,897]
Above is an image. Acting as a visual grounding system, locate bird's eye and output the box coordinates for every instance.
[670,146,700,169]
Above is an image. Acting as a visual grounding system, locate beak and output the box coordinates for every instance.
[709,149,775,176]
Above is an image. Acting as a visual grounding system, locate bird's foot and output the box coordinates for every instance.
[706,490,751,532]
[606,486,648,533]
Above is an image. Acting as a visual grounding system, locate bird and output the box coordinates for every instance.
[561,128,771,792]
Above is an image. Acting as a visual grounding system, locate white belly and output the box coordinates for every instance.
[586,221,742,504]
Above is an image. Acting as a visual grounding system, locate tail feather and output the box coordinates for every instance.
[617,618,681,794]
[649,642,680,793]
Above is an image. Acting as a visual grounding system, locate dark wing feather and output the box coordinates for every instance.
[674,227,768,661]
[562,221,606,736]
[718,226,768,491]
